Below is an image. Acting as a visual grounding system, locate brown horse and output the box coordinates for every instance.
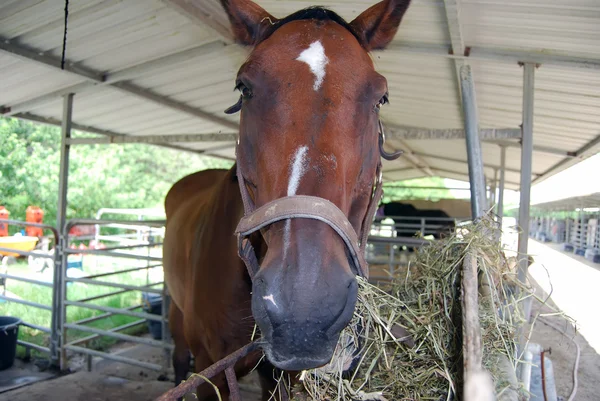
[162,0,412,399]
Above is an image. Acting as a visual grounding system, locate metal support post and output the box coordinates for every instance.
[56,93,74,369]
[517,63,535,322]
[491,168,498,208]
[497,146,507,225]
[460,65,487,219]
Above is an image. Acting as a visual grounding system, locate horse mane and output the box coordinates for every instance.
[264,6,363,47]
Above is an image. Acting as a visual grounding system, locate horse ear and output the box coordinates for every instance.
[219,0,277,46]
[349,0,411,51]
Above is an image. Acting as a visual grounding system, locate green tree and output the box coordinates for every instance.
[0,117,233,231]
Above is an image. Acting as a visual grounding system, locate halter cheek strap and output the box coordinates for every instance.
[234,120,397,281]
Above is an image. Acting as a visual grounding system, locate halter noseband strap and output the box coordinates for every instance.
[234,120,397,281]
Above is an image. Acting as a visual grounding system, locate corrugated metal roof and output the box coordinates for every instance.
[1,0,599,192]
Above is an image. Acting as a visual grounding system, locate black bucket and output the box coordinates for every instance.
[0,316,21,370]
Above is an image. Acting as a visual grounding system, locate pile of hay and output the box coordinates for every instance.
[291,217,529,400]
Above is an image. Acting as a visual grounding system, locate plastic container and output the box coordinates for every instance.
[142,292,163,340]
[0,316,21,370]
[25,206,44,237]
[0,206,9,237]
[585,248,599,261]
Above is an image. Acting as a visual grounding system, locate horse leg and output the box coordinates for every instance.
[169,301,191,389]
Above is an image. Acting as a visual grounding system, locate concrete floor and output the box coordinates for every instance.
[0,339,263,401]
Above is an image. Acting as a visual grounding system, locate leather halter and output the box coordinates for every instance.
[234,120,400,280]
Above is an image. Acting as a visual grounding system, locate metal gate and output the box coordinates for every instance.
[59,218,172,371]
[0,219,61,362]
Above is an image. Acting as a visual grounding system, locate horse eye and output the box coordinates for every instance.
[224,82,253,114]
[236,81,253,99]
[241,86,252,98]
[375,93,389,111]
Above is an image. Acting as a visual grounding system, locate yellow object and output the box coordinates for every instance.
[0,236,39,257]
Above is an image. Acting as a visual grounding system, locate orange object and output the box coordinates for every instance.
[0,206,9,237]
[25,206,44,237]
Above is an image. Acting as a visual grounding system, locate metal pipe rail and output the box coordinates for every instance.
[61,217,171,372]
[0,294,53,310]
[65,277,163,293]
[64,301,165,322]
[64,345,165,371]
[63,247,163,262]
[0,247,55,259]
[64,323,174,350]
[67,319,147,348]
[0,272,53,287]
[80,263,162,280]
[0,219,61,363]
[66,218,166,228]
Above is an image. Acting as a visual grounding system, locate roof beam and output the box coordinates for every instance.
[487,140,578,158]
[410,151,534,175]
[67,133,237,145]
[104,41,228,84]
[384,43,600,71]
[162,0,234,43]
[381,128,435,177]
[110,81,238,130]
[11,112,231,160]
[0,38,104,82]
[442,0,467,104]
[532,133,600,185]
[385,125,521,140]
[387,165,520,188]
[432,167,520,188]
[0,37,237,130]
[3,40,227,116]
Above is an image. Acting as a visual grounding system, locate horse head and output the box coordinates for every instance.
[220,0,411,371]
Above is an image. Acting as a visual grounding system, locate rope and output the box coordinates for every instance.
[61,0,69,70]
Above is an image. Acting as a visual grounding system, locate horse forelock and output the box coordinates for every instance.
[261,7,364,49]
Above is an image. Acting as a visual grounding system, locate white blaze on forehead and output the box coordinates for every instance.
[296,41,329,91]
[284,145,309,258]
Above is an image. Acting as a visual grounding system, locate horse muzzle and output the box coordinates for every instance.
[250,245,359,371]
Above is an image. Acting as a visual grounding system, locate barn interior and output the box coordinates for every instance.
[1,0,599,400]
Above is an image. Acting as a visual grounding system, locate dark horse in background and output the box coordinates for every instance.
[375,201,456,240]
[163,0,413,399]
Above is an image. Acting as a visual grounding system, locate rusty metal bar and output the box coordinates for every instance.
[225,366,241,401]
[155,341,260,401]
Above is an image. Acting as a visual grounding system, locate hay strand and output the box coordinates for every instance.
[293,217,531,400]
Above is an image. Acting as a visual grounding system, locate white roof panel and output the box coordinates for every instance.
[0,0,598,192]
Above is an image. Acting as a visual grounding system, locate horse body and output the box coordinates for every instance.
[377,201,455,240]
[164,168,274,399]
[163,1,414,399]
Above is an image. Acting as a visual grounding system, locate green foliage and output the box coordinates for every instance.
[0,117,232,231]
[382,177,453,203]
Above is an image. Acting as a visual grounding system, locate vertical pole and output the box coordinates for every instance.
[56,93,74,369]
[518,63,535,322]
[460,64,487,219]
[497,145,507,226]
[491,168,498,209]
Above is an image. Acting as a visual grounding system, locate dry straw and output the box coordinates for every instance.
[293,217,531,401]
